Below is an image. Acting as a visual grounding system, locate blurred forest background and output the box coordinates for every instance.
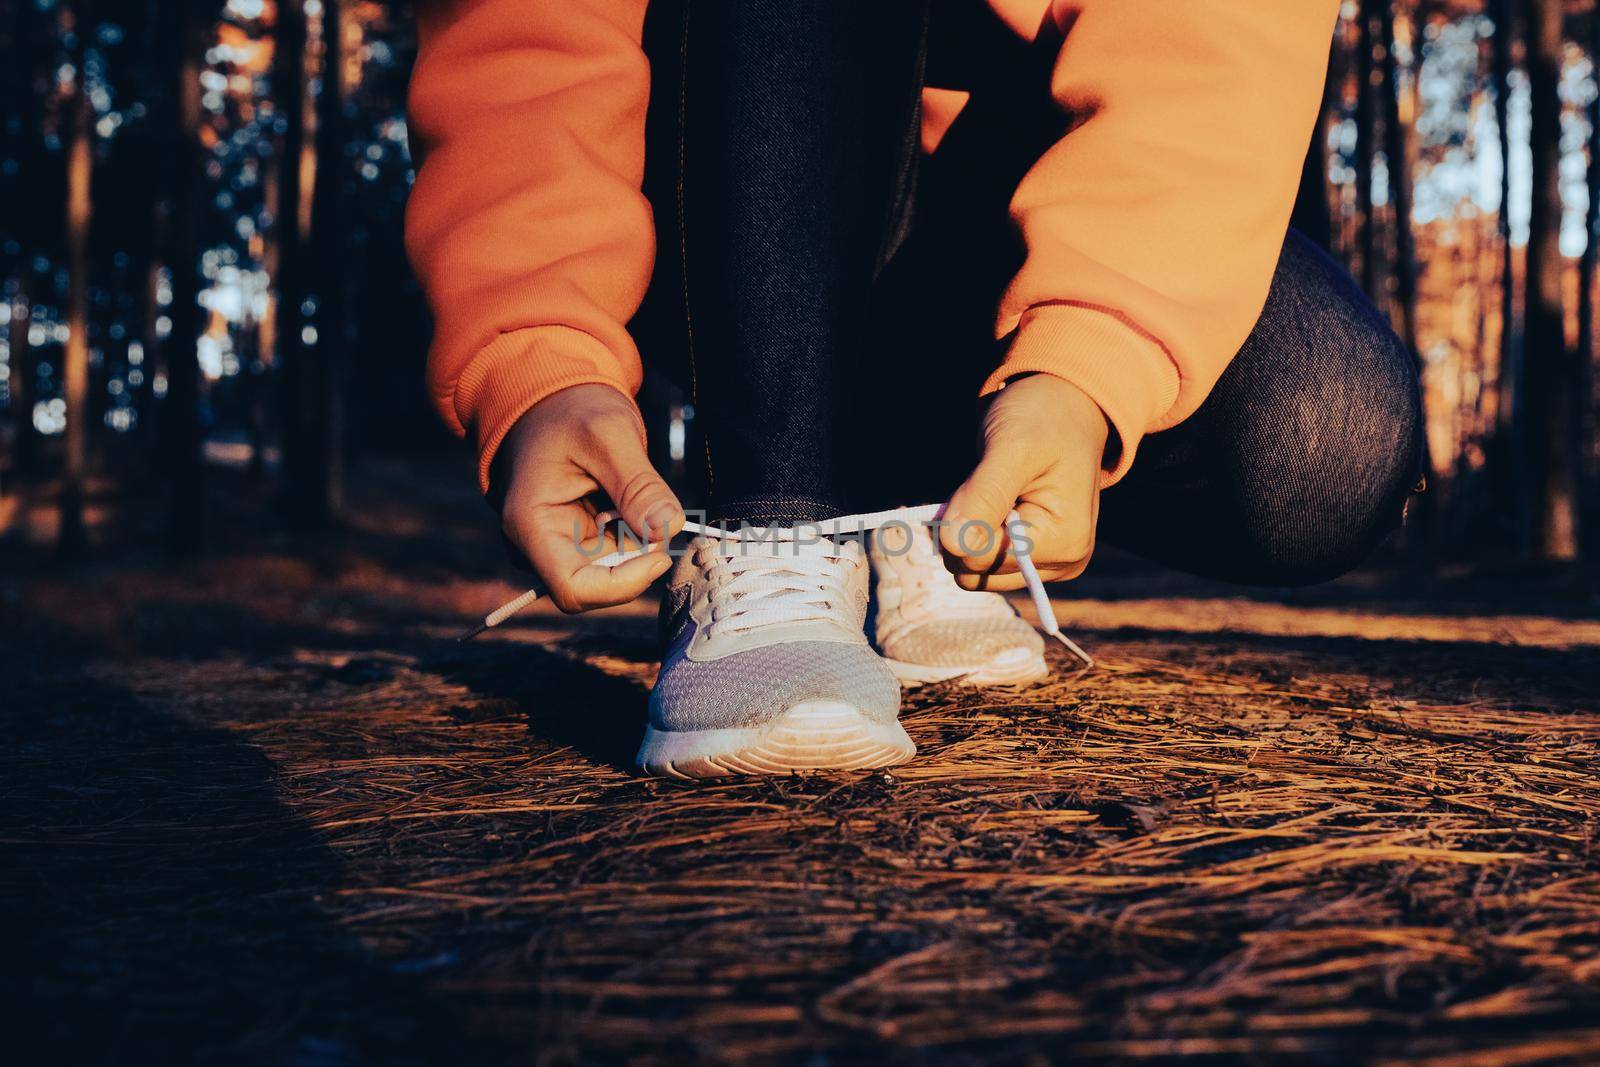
[2,0,1600,564]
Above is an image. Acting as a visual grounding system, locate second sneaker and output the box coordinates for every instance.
[867,519,1049,687]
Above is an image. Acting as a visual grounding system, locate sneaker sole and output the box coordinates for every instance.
[636,700,916,780]
[884,647,1049,689]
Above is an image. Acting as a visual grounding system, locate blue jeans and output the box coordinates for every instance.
[635,0,1423,586]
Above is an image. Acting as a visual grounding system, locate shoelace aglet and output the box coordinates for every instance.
[459,585,547,642]
[1008,509,1094,670]
[459,533,660,640]
[1049,630,1095,670]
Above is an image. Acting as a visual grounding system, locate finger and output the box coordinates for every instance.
[582,432,685,546]
[1030,438,1101,565]
[954,564,1078,593]
[1004,497,1093,574]
[514,504,673,613]
[942,486,1078,578]
[941,449,1031,572]
[941,502,1053,577]
[504,498,611,575]
[562,550,676,611]
[954,570,1026,592]
[947,457,1099,575]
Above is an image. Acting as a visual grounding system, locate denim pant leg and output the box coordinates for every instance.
[1098,230,1425,585]
[635,0,929,525]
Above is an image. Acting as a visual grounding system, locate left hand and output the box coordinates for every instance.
[939,373,1111,590]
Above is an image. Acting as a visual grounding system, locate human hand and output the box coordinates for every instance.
[498,384,685,613]
[940,374,1110,590]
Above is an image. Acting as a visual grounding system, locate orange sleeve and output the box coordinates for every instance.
[985,0,1341,484]
[405,0,652,491]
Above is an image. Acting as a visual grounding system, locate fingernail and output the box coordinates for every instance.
[649,553,672,578]
[648,506,679,539]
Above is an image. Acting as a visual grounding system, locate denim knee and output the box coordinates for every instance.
[1098,231,1425,587]
[1229,320,1423,586]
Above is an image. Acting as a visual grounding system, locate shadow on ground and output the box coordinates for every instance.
[1,624,495,1065]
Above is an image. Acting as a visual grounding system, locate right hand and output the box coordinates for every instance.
[497,384,685,613]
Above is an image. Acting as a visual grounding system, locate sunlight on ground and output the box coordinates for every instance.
[441,587,1600,660]
[1045,597,1600,651]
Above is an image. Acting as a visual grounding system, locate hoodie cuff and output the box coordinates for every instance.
[457,325,646,494]
[981,304,1180,486]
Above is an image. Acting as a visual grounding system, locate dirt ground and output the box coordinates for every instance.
[5,461,1600,1065]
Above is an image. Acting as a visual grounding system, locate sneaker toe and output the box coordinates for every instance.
[651,641,901,734]
[882,618,1045,669]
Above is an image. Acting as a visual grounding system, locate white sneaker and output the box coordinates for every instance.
[636,529,914,779]
[867,520,1049,687]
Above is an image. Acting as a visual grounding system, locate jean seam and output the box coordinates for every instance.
[675,0,712,501]
[875,0,930,275]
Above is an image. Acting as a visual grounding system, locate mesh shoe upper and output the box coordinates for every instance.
[875,616,1045,668]
[650,637,902,733]
[649,533,901,734]
[868,521,1046,669]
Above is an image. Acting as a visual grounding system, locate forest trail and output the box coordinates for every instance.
[6,462,1600,1064]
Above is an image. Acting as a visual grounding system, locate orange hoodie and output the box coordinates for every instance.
[406,0,1340,492]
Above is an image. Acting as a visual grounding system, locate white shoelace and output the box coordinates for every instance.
[460,503,1094,668]
[696,534,860,639]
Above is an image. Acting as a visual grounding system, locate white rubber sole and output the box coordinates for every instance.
[884,646,1050,689]
[635,700,916,780]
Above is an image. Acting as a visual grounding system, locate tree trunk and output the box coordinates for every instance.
[7,284,34,480]
[58,20,92,559]
[1380,4,1419,359]
[1,0,43,482]
[1484,0,1523,543]
[274,0,333,528]
[258,151,281,475]
[1355,1,1381,300]
[139,229,166,457]
[308,0,346,519]
[1491,0,1516,438]
[163,1,210,557]
[1523,0,1580,559]
[1581,5,1600,554]
[1380,2,1432,544]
